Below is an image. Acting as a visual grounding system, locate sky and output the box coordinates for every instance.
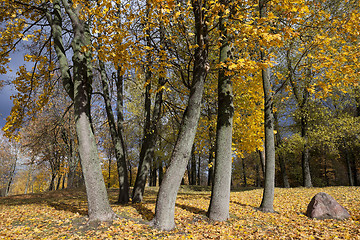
[0,52,23,129]
[0,85,14,129]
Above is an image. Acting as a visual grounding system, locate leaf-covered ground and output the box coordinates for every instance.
[1,186,359,239]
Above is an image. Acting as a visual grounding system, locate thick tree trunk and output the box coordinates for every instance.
[259,0,276,213]
[150,1,208,230]
[208,4,234,221]
[59,0,115,222]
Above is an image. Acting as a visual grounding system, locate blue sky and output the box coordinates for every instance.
[0,52,23,129]
[0,85,14,129]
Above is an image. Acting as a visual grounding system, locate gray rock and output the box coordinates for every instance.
[306,192,350,220]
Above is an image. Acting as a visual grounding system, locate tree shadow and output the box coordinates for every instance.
[230,201,257,209]
[176,203,207,215]
[131,203,154,221]
[46,200,88,215]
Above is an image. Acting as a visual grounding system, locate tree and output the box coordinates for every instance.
[257,0,276,213]
[150,0,210,230]
[207,0,234,221]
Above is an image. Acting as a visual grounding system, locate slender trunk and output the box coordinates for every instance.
[259,0,276,213]
[56,175,62,190]
[159,160,164,185]
[150,1,208,230]
[6,159,17,196]
[48,173,56,191]
[256,164,261,187]
[258,148,265,181]
[208,3,234,221]
[116,69,129,203]
[25,166,32,194]
[242,158,247,187]
[324,157,329,186]
[208,145,215,186]
[274,113,290,188]
[191,147,197,185]
[62,173,66,189]
[187,162,192,185]
[197,155,201,185]
[132,2,166,201]
[133,77,165,201]
[346,149,354,186]
[351,152,358,186]
[108,156,111,189]
[301,114,312,187]
[99,60,129,203]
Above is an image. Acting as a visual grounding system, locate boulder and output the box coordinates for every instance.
[306,192,350,220]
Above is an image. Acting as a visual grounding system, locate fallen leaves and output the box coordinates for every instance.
[0,187,359,239]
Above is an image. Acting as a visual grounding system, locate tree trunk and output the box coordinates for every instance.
[56,175,62,190]
[59,0,115,222]
[258,0,276,213]
[158,160,164,185]
[207,3,234,221]
[150,1,208,230]
[242,158,247,187]
[115,68,130,203]
[301,114,312,187]
[48,173,57,191]
[99,60,129,203]
[197,155,201,185]
[208,145,215,186]
[132,76,165,201]
[6,159,17,196]
[274,113,290,188]
[351,152,358,186]
[132,1,166,201]
[346,149,354,186]
[191,147,197,185]
[256,164,261,187]
[258,148,265,181]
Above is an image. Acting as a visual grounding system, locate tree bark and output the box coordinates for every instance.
[99,61,129,203]
[57,0,115,222]
[208,1,234,221]
[301,112,312,187]
[150,0,208,230]
[242,158,247,187]
[132,1,167,202]
[258,0,276,213]
[6,159,17,196]
[346,149,354,186]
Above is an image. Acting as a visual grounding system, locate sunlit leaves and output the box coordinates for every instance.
[1,187,360,239]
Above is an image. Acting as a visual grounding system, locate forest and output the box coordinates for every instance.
[0,0,360,237]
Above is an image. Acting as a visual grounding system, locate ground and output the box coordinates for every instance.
[0,186,359,239]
